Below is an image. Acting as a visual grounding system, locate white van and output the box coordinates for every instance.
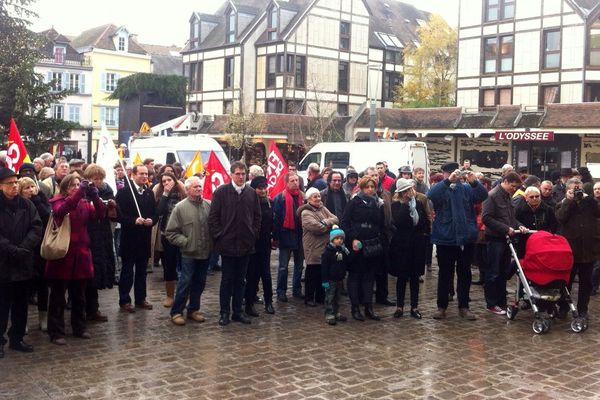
[297,141,429,180]
[128,134,230,171]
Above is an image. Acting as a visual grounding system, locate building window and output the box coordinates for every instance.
[223,100,233,114]
[485,0,515,22]
[481,87,512,108]
[337,103,349,116]
[383,72,402,101]
[101,107,118,127]
[226,11,236,43]
[268,7,278,40]
[68,73,80,93]
[190,63,197,91]
[118,37,126,51]
[50,72,63,91]
[589,20,600,66]
[68,105,80,123]
[543,29,561,69]
[338,61,349,93]
[540,86,559,105]
[190,20,200,49]
[52,104,64,120]
[385,50,402,65]
[584,83,600,102]
[295,56,306,88]
[54,46,65,63]
[224,57,234,89]
[265,99,283,113]
[105,73,118,92]
[483,35,513,73]
[188,62,202,92]
[286,100,304,114]
[266,55,277,88]
[340,21,351,51]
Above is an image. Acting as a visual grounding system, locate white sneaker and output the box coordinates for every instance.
[487,306,506,315]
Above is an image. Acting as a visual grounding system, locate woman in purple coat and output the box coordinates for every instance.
[46,174,105,345]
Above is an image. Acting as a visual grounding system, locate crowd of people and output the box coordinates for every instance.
[0,152,599,358]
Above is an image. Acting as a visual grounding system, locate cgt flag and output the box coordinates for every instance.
[266,141,288,199]
[6,118,31,172]
[96,124,119,193]
[202,151,230,200]
[184,151,204,178]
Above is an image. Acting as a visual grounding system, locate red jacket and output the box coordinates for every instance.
[381,174,395,192]
[45,188,105,280]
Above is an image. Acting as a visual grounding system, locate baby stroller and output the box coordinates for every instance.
[506,230,587,334]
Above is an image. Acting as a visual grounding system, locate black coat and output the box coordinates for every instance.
[88,183,116,289]
[321,243,348,282]
[556,196,600,263]
[29,192,51,278]
[320,188,347,221]
[0,194,43,282]
[208,184,261,257]
[255,197,273,254]
[116,182,157,260]
[341,195,384,273]
[389,200,428,278]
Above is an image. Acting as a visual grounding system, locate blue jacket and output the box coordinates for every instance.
[272,192,303,249]
[427,179,488,246]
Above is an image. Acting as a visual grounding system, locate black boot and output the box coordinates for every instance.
[365,305,381,321]
[218,313,230,326]
[0,343,4,358]
[351,306,365,321]
[265,303,275,314]
[245,304,259,317]
[232,313,252,324]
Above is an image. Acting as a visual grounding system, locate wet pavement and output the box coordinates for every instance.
[2,255,600,400]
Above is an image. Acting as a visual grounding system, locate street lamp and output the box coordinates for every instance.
[367,63,382,142]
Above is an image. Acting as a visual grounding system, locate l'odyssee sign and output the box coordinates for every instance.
[495,131,554,141]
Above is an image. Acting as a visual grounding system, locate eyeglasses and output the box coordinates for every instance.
[1,181,18,186]
[527,195,540,199]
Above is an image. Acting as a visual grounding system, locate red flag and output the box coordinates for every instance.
[202,151,231,200]
[6,119,31,171]
[266,141,288,199]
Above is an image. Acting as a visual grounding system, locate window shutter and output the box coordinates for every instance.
[115,74,121,90]
[101,73,106,91]
[80,74,86,94]
[62,73,68,90]
[46,71,52,84]
[115,107,119,127]
[100,107,106,124]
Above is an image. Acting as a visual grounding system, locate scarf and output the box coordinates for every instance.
[283,188,302,230]
[408,197,419,226]
[357,191,378,207]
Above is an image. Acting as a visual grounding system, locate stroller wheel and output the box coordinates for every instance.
[506,305,518,320]
[541,319,551,333]
[532,319,545,334]
[571,318,586,333]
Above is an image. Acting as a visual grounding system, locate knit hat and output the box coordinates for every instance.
[18,163,36,175]
[0,167,16,182]
[305,187,320,199]
[346,168,358,179]
[330,225,345,242]
[250,175,267,189]
[395,178,414,193]
[441,161,459,173]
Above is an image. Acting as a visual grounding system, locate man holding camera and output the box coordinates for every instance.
[556,178,600,319]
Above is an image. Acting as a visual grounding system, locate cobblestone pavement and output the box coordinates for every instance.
[2,254,600,400]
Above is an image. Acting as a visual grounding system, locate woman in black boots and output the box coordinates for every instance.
[389,179,429,319]
[341,176,384,321]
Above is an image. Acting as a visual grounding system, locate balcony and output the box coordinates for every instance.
[38,53,91,68]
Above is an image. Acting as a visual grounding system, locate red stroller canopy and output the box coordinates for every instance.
[519,231,573,286]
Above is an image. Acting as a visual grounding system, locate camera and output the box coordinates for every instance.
[573,188,584,200]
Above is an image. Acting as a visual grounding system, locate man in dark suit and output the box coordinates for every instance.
[116,165,157,312]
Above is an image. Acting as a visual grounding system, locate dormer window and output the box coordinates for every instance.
[226,10,236,43]
[53,46,65,63]
[118,37,125,51]
[267,7,278,40]
[190,19,200,49]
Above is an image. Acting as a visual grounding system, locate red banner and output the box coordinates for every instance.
[6,119,31,171]
[266,141,288,199]
[202,151,231,200]
[495,131,554,141]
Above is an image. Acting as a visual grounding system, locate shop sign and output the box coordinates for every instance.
[495,131,554,141]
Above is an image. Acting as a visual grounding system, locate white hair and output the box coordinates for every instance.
[524,186,540,196]
[184,175,203,190]
[248,165,264,179]
[308,162,320,172]
[502,164,513,173]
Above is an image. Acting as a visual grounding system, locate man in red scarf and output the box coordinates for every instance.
[272,173,304,302]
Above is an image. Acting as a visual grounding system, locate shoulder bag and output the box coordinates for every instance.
[40,213,71,260]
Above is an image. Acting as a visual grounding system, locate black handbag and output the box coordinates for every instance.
[361,237,383,258]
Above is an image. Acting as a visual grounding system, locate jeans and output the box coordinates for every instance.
[219,255,249,315]
[246,250,273,305]
[347,270,375,307]
[474,243,488,283]
[208,252,220,272]
[324,280,343,318]
[171,258,208,316]
[436,244,473,309]
[0,280,30,345]
[484,240,512,308]
[119,255,149,306]
[48,279,86,339]
[276,248,304,297]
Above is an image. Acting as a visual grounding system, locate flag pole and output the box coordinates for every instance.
[117,157,143,219]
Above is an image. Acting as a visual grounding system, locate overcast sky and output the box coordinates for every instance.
[30,0,459,47]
